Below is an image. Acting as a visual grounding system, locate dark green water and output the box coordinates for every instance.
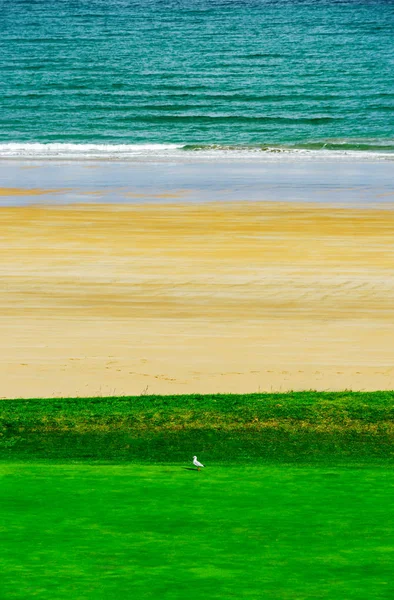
[0,0,393,159]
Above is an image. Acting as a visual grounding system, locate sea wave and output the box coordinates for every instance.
[0,141,393,161]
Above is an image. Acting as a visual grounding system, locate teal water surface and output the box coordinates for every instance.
[0,0,393,156]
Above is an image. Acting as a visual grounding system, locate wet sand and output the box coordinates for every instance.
[1,202,394,398]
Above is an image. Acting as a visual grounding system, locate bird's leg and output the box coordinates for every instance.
[197,467,200,471]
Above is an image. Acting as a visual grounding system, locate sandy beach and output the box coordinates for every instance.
[1,200,394,398]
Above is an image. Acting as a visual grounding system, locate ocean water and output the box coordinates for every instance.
[1,0,393,160]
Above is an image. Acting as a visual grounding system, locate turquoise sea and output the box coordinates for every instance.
[1,0,393,160]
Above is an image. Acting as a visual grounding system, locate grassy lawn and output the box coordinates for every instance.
[1,462,394,599]
[2,392,394,463]
[1,393,394,597]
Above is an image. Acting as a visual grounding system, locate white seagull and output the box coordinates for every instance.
[193,456,204,471]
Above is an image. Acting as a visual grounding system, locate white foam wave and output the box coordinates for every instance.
[0,143,183,159]
[0,142,392,162]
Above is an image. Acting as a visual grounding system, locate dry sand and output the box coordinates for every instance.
[1,201,394,398]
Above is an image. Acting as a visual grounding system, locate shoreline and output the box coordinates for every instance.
[0,142,393,162]
[1,158,394,207]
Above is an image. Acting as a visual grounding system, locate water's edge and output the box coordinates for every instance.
[0,142,393,162]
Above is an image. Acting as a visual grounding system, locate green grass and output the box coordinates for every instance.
[1,462,394,599]
[1,392,394,463]
[2,393,394,597]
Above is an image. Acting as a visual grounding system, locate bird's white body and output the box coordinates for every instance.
[193,456,204,469]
